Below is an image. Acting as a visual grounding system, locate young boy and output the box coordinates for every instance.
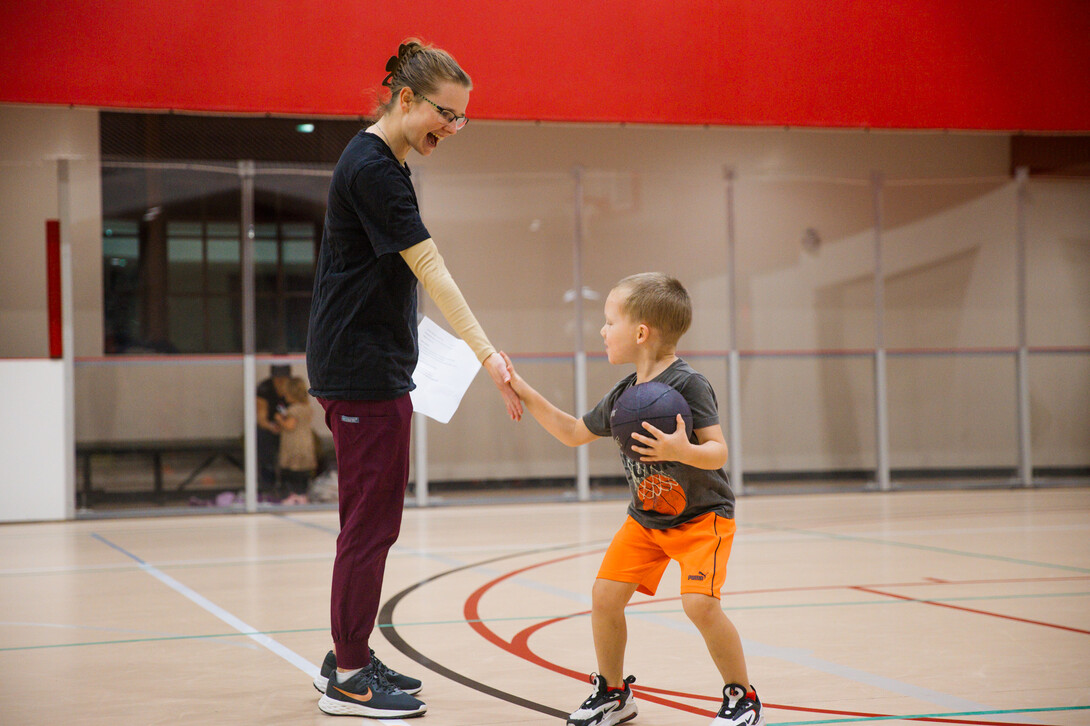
[502,272,763,726]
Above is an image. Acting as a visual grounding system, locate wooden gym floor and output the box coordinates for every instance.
[1,487,1088,725]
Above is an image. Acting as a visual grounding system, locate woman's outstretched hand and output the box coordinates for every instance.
[484,351,523,421]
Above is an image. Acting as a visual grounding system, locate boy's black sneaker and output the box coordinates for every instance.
[312,649,423,695]
[567,673,637,726]
[712,683,764,726]
[317,659,426,718]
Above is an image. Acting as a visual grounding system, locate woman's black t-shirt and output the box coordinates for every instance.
[306,132,432,400]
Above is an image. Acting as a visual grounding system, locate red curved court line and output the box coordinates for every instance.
[501,608,1049,726]
[462,549,592,659]
[852,586,1090,635]
[462,552,1054,725]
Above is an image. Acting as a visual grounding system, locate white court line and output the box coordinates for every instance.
[90,533,408,726]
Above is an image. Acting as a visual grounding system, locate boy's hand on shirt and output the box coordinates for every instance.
[630,414,691,463]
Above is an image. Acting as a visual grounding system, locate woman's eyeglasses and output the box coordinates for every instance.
[417,94,469,130]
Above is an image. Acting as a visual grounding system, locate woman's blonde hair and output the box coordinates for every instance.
[378,38,471,116]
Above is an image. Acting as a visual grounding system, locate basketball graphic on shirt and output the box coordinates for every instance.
[636,470,687,516]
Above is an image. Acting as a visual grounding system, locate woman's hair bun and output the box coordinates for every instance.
[382,40,424,88]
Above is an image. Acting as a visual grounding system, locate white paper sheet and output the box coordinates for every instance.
[410,316,482,424]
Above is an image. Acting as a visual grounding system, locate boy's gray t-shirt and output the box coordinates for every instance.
[583,358,735,530]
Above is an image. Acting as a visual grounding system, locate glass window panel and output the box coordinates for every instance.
[254,223,278,240]
[168,296,203,352]
[282,222,314,239]
[283,240,313,265]
[167,221,202,237]
[103,220,139,237]
[207,222,239,238]
[255,294,282,353]
[285,296,312,352]
[168,237,203,262]
[101,165,243,359]
[284,241,314,292]
[207,239,238,264]
[206,296,241,353]
[168,238,203,294]
[103,253,143,353]
[254,240,278,264]
[254,239,278,293]
[207,239,239,294]
[103,237,139,259]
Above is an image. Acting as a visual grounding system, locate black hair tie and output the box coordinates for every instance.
[382,44,416,88]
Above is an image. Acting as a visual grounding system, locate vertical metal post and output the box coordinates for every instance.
[1014,167,1033,487]
[413,169,429,507]
[58,159,76,518]
[573,166,590,501]
[723,167,744,495]
[239,160,258,512]
[414,416,429,507]
[872,171,891,491]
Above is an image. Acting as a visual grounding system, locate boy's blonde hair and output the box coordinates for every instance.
[615,272,692,346]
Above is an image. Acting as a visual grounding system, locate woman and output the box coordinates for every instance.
[306,39,521,719]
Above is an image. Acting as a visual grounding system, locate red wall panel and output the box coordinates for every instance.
[2,0,1088,130]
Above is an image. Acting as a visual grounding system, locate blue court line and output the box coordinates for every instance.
[772,704,1090,725]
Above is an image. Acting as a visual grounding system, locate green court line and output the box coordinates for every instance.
[5,590,1087,653]
[771,704,1090,725]
[0,626,328,651]
[0,554,335,578]
[749,523,1090,574]
[0,616,543,652]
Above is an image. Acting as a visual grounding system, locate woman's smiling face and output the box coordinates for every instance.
[401,81,469,157]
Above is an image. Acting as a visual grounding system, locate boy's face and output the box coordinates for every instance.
[601,287,642,364]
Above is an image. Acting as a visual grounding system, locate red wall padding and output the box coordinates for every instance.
[2,0,1088,130]
[45,220,62,359]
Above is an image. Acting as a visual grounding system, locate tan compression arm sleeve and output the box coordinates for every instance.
[400,238,496,363]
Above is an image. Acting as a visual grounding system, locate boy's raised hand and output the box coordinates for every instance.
[630,414,690,463]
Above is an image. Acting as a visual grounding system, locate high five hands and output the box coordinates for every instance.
[484,351,523,421]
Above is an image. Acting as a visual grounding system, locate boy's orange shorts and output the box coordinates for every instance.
[597,511,736,599]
